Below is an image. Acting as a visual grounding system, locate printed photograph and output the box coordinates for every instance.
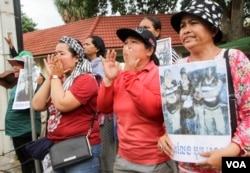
[160,59,230,136]
[159,59,232,162]
[12,66,40,110]
[156,38,172,66]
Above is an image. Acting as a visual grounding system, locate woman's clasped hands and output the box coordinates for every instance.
[44,53,64,78]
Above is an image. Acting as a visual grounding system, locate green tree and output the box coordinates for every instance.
[110,0,178,15]
[54,0,108,23]
[21,12,37,33]
[53,0,249,42]
[54,0,178,22]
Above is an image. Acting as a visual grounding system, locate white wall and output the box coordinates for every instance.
[0,0,17,155]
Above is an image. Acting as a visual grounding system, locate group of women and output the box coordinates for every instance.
[30,0,250,173]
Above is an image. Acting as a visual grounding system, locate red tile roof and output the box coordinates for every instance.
[23,14,181,57]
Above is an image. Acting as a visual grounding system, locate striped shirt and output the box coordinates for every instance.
[171,48,179,63]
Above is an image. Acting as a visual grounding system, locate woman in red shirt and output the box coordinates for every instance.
[32,36,101,173]
[97,27,177,173]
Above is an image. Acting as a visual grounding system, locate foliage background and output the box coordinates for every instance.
[21,0,250,42]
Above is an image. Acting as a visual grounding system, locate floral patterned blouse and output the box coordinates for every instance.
[176,48,250,173]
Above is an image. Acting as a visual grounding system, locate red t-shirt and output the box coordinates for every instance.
[97,61,170,164]
[47,74,101,145]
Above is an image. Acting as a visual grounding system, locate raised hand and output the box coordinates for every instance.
[4,33,13,48]
[101,49,119,86]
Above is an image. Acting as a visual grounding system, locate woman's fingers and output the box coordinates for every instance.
[106,49,116,62]
[158,134,174,157]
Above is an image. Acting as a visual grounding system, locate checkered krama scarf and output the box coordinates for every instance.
[59,36,92,90]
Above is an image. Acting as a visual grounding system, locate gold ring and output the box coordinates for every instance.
[158,144,163,150]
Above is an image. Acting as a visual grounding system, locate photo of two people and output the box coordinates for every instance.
[159,59,232,162]
[160,59,230,136]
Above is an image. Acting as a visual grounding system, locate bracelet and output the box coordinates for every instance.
[51,75,60,79]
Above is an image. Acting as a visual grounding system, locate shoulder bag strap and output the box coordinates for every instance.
[87,112,97,137]
[224,49,237,136]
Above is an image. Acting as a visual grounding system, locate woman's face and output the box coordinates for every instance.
[123,36,153,64]
[139,18,160,39]
[83,37,98,58]
[12,62,24,78]
[179,14,215,50]
[55,43,79,73]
